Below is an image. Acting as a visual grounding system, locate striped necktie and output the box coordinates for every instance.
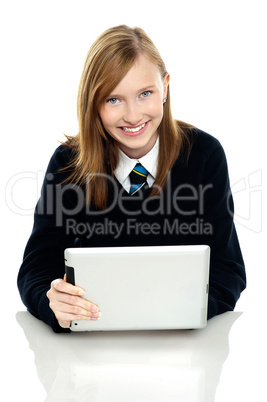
[129,163,148,195]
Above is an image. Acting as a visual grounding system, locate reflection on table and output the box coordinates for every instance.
[16,311,242,402]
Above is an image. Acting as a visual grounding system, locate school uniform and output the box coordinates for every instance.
[18,128,246,332]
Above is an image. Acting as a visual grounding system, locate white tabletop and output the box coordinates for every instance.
[2,2,267,399]
[3,309,266,401]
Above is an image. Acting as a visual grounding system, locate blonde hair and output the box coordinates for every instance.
[63,25,193,209]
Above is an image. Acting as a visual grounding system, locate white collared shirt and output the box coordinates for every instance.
[114,137,159,193]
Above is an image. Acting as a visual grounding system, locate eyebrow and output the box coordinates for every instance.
[108,85,158,98]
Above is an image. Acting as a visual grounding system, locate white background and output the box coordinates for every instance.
[1,0,266,399]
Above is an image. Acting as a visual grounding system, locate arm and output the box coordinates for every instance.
[201,140,246,319]
[17,146,99,332]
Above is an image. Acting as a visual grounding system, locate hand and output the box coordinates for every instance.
[47,275,100,328]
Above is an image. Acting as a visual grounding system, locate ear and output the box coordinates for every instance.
[163,72,170,99]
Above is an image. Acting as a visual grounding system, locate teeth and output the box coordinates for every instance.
[122,123,146,133]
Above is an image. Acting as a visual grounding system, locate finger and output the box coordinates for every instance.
[52,300,92,318]
[57,310,99,329]
[52,292,99,315]
[58,319,71,329]
[53,301,100,322]
[52,278,85,296]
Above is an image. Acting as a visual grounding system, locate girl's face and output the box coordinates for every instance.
[99,54,170,159]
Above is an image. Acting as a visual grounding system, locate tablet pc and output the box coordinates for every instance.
[65,245,210,331]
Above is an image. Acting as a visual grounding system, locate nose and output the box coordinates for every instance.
[123,101,143,126]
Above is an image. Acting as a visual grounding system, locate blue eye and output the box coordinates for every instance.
[141,91,151,98]
[107,98,118,104]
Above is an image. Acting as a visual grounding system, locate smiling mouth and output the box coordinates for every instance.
[121,122,147,133]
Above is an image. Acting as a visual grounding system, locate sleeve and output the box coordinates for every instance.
[202,140,246,319]
[17,146,80,333]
